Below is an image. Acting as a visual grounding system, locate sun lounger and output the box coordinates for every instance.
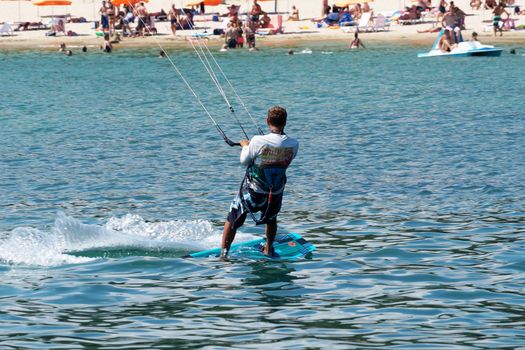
[0,22,14,36]
[371,14,390,32]
[46,18,66,36]
[342,12,372,33]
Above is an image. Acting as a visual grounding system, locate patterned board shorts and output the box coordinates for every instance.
[227,187,283,230]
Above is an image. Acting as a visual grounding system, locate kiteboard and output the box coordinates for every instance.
[184,233,315,260]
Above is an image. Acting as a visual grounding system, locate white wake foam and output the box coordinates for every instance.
[0,212,236,267]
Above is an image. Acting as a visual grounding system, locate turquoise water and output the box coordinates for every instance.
[1,44,525,349]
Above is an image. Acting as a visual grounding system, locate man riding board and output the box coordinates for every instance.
[221,106,299,258]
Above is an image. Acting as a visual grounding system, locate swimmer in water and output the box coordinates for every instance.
[349,32,365,49]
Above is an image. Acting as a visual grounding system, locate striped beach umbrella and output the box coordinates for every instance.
[185,0,222,6]
[32,0,71,5]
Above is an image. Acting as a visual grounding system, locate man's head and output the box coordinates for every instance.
[267,106,287,130]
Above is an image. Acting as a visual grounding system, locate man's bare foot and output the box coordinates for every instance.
[263,245,274,256]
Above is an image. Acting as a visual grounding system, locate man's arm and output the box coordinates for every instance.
[239,139,252,166]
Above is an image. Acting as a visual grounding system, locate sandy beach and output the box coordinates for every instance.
[1,0,525,50]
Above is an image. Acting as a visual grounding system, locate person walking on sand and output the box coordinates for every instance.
[493,2,509,37]
[221,106,299,258]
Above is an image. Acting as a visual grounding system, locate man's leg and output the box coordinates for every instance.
[264,221,277,256]
[221,221,237,257]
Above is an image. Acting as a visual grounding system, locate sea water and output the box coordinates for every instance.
[1,44,525,349]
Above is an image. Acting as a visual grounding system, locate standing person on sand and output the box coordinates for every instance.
[107,3,116,35]
[134,2,149,37]
[493,2,509,37]
[99,1,109,32]
[250,0,262,27]
[168,4,178,36]
[221,106,299,258]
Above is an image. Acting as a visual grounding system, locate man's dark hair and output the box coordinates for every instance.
[267,106,287,128]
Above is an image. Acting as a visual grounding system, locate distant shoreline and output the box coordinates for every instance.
[2,30,524,52]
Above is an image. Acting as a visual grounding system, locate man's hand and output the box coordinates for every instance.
[240,140,250,147]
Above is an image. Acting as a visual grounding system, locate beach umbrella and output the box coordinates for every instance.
[33,0,71,20]
[185,0,221,6]
[32,0,71,5]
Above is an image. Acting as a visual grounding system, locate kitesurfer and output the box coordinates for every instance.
[221,106,299,258]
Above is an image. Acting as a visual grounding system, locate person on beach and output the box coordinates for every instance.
[134,2,149,37]
[107,3,116,34]
[436,0,448,25]
[58,42,66,52]
[485,0,497,10]
[288,5,300,21]
[245,21,256,50]
[225,22,239,49]
[99,1,109,32]
[493,2,510,37]
[168,4,178,36]
[251,0,262,25]
[350,32,365,49]
[351,3,362,20]
[260,12,271,28]
[236,24,244,48]
[470,0,482,10]
[221,106,299,258]
[82,46,87,52]
[417,26,442,33]
[470,31,479,41]
[453,4,466,29]
[123,8,134,36]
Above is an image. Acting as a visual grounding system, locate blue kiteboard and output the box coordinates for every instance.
[184,233,315,260]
